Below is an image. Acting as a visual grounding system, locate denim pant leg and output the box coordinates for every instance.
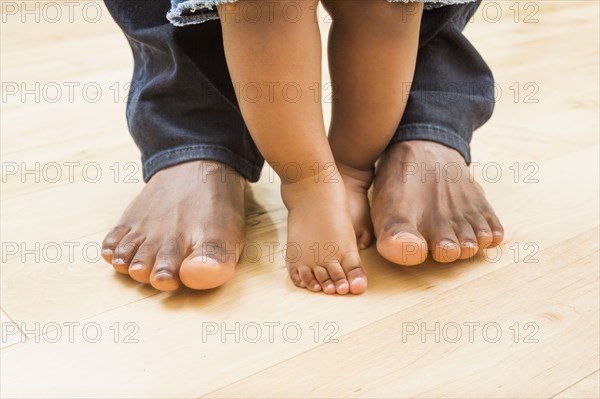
[392,0,495,164]
[103,0,264,182]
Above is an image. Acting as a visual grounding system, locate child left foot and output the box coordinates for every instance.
[337,163,375,250]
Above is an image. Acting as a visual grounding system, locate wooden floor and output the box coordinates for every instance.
[1,1,599,397]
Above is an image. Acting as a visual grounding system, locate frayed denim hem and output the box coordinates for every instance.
[167,0,477,26]
[388,0,476,8]
[167,0,238,26]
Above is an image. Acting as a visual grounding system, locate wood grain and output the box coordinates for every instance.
[1,1,598,398]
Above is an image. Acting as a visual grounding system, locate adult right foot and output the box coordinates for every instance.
[101,161,246,291]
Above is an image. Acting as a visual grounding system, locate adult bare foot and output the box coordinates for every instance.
[371,141,504,266]
[101,160,245,291]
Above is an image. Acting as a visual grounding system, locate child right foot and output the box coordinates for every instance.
[281,173,368,295]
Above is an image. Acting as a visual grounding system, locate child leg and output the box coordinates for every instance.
[218,0,367,294]
[321,0,423,248]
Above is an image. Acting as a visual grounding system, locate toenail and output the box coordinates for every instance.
[102,249,113,255]
[462,241,477,248]
[190,255,219,265]
[440,241,459,249]
[478,230,492,237]
[392,232,413,240]
[391,232,400,240]
[129,263,144,271]
[112,258,126,265]
[154,271,172,280]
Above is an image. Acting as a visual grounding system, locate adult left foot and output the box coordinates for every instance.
[371,140,504,266]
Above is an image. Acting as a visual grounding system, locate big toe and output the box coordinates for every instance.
[340,252,368,294]
[376,224,428,266]
[180,255,236,290]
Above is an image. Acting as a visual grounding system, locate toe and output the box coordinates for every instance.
[313,266,336,294]
[453,219,479,260]
[179,240,240,290]
[298,265,321,292]
[426,220,461,263]
[376,219,428,266]
[151,265,181,291]
[101,225,130,264]
[149,236,187,292]
[288,267,303,288]
[339,252,367,294]
[356,229,373,250]
[112,233,144,274]
[128,240,158,284]
[485,212,504,247]
[323,261,350,295]
[466,213,494,249]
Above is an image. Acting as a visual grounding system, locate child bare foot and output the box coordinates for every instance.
[372,140,504,265]
[101,160,245,291]
[323,0,423,249]
[336,163,374,250]
[282,174,368,295]
[218,0,368,294]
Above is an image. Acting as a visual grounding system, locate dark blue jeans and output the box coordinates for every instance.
[104,0,494,182]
